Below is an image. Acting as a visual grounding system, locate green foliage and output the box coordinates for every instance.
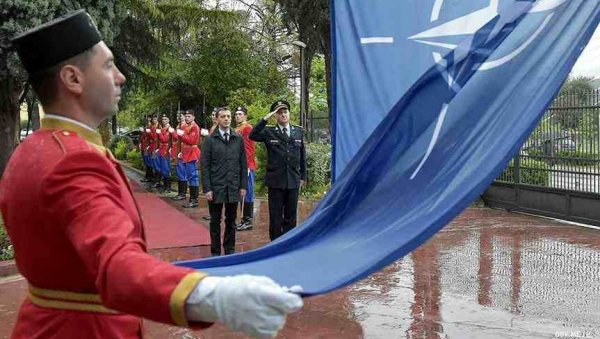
[109,134,134,151]
[500,159,549,186]
[553,76,596,129]
[555,150,598,166]
[302,142,331,199]
[0,216,14,261]
[309,55,328,116]
[113,140,130,160]
[126,148,145,171]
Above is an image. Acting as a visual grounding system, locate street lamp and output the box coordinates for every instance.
[293,40,307,131]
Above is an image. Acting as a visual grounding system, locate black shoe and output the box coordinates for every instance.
[183,199,199,208]
[202,215,211,220]
[172,195,186,201]
[237,222,253,231]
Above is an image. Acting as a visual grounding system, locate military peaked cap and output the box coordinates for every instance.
[270,100,290,113]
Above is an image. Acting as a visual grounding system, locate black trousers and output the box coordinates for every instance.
[208,202,237,255]
[267,187,299,241]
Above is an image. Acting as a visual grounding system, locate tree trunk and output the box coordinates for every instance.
[111,115,117,135]
[26,93,40,132]
[320,22,332,131]
[0,75,22,177]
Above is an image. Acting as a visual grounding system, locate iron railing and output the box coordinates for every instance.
[497,89,600,193]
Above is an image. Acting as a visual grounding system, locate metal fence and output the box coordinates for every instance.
[496,89,600,193]
[307,110,331,143]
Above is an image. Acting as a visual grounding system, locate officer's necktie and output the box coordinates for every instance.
[282,127,288,139]
[224,132,229,142]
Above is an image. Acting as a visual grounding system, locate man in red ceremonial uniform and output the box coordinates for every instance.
[178,110,202,208]
[140,115,155,183]
[235,106,257,231]
[148,115,161,188]
[171,111,188,200]
[1,10,302,338]
[156,114,173,193]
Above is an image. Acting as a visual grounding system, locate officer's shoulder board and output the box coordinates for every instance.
[51,130,99,155]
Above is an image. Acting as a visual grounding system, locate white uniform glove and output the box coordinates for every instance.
[168,127,175,133]
[177,129,184,136]
[201,128,209,136]
[139,127,144,132]
[185,275,303,338]
[156,129,161,134]
[145,128,151,133]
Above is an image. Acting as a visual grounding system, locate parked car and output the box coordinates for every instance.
[118,130,141,145]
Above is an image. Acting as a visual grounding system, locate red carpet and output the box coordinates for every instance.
[130,182,210,249]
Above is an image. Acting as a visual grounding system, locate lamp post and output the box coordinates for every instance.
[293,40,307,131]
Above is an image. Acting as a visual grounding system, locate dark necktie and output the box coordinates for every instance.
[224,132,229,142]
[282,127,288,138]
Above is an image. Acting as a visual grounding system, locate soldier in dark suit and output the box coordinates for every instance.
[249,100,307,241]
[201,107,248,255]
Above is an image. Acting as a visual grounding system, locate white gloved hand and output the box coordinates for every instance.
[139,127,144,132]
[201,128,209,136]
[145,128,151,133]
[168,127,175,133]
[186,275,303,338]
[156,129,161,134]
[177,129,184,136]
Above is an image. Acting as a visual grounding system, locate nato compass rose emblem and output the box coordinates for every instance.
[406,0,567,179]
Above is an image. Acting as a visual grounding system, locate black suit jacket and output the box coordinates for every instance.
[249,119,307,189]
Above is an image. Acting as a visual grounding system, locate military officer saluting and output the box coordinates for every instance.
[249,100,307,241]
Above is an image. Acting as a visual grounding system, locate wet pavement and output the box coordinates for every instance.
[1,167,599,338]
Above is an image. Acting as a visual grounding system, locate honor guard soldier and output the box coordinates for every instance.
[179,110,202,208]
[156,114,173,193]
[249,100,308,241]
[171,111,188,200]
[148,114,161,187]
[139,115,154,182]
[234,106,256,231]
[2,10,302,338]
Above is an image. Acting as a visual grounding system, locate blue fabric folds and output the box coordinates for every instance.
[177,0,600,296]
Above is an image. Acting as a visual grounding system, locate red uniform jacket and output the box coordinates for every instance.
[157,126,171,157]
[235,123,257,171]
[147,123,159,154]
[180,122,200,163]
[0,116,209,338]
[170,122,187,159]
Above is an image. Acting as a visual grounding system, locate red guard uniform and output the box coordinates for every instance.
[235,123,257,171]
[180,122,201,163]
[0,116,210,338]
[171,122,187,159]
[157,126,171,157]
[148,123,159,155]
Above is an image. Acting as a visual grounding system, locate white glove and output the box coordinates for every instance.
[168,127,175,133]
[177,152,182,159]
[185,275,303,338]
[201,128,209,136]
[156,129,161,134]
[139,127,144,132]
[145,128,151,133]
[177,129,184,136]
